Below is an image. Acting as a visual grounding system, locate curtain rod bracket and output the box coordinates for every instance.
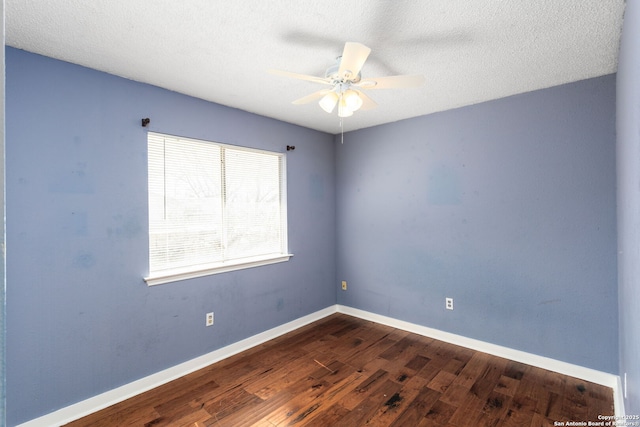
[141,118,151,127]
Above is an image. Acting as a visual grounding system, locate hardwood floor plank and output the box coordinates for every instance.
[431,381,484,425]
[244,357,318,398]
[560,378,590,421]
[428,370,458,393]
[64,314,614,427]
[452,351,492,389]
[423,399,458,425]
[154,380,220,415]
[227,388,296,427]
[343,336,398,371]
[334,379,402,427]
[262,381,330,426]
[145,407,211,427]
[440,383,473,407]
[481,389,513,423]
[499,396,537,427]
[204,386,264,425]
[389,386,441,427]
[299,402,350,427]
[340,368,390,411]
[494,374,520,397]
[405,353,431,372]
[291,370,370,426]
[469,358,509,401]
[529,412,552,427]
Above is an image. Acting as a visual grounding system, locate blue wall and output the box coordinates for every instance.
[5,48,336,425]
[336,75,618,373]
[617,0,640,414]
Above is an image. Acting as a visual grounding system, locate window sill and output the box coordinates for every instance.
[144,253,293,286]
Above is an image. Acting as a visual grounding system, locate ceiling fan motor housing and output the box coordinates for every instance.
[325,58,362,84]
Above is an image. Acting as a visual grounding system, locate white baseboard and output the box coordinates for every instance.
[336,305,624,417]
[19,304,624,426]
[614,375,626,419]
[16,306,336,427]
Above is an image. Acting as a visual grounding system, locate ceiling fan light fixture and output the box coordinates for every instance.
[342,89,363,112]
[338,97,354,117]
[319,91,339,113]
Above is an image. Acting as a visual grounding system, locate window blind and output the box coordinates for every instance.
[147,132,287,278]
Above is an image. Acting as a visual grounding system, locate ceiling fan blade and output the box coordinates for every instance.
[357,74,426,90]
[268,69,332,85]
[292,89,332,105]
[357,90,378,111]
[338,42,371,80]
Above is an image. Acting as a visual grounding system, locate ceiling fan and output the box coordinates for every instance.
[269,42,425,118]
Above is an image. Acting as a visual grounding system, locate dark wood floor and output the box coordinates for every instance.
[66,313,614,427]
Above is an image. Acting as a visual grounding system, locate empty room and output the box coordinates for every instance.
[3,1,640,426]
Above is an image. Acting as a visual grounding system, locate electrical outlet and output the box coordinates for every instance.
[206,312,214,327]
[341,281,347,291]
[445,298,454,310]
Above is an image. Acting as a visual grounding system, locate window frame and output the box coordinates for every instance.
[144,132,292,286]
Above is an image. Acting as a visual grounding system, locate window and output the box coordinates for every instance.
[145,132,291,285]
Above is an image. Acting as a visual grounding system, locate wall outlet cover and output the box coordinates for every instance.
[445,298,454,310]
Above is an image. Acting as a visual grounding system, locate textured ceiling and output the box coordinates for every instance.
[6,0,626,134]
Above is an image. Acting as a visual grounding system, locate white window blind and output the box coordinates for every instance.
[146,132,290,285]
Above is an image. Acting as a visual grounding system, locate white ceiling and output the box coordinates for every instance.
[6,0,626,134]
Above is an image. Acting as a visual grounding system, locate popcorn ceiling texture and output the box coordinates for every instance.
[5,0,625,134]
